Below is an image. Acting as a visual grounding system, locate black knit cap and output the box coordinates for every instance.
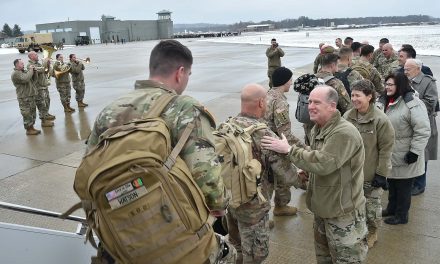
[272,67,293,87]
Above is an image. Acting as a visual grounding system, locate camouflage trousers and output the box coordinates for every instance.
[226,212,269,264]
[56,82,72,104]
[363,182,383,233]
[17,96,37,129]
[268,180,291,207]
[314,208,368,264]
[35,88,51,119]
[72,81,85,101]
[267,67,278,88]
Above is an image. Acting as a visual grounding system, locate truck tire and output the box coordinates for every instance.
[19,50,25,54]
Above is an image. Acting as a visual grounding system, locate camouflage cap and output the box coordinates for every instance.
[320,45,335,55]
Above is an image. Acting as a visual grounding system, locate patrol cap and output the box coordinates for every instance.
[272,67,293,87]
[320,44,335,55]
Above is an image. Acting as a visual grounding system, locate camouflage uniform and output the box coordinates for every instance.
[351,55,360,65]
[352,59,384,94]
[336,63,364,89]
[226,114,297,264]
[11,68,37,129]
[87,80,232,263]
[376,53,399,79]
[264,87,303,206]
[315,71,352,115]
[313,53,323,74]
[27,59,51,120]
[344,105,395,239]
[372,48,383,69]
[266,46,284,88]
[53,60,72,104]
[68,60,86,101]
[288,112,368,263]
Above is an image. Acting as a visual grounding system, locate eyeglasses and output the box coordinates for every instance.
[385,83,396,86]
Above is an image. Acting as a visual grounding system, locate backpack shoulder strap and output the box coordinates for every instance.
[142,92,177,119]
[323,75,335,83]
[163,122,195,170]
[244,123,267,135]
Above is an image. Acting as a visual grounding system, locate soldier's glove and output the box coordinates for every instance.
[404,151,418,164]
[371,174,388,190]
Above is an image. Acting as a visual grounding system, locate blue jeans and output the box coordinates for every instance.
[413,161,428,190]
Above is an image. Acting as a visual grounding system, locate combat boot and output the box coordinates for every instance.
[26,126,41,135]
[77,100,88,107]
[273,205,298,216]
[269,220,275,230]
[63,103,74,113]
[41,120,54,127]
[67,103,76,112]
[367,230,378,248]
[46,114,56,120]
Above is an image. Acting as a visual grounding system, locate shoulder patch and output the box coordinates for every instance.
[194,105,216,128]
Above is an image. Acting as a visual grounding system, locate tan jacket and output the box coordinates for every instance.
[69,60,85,83]
[27,59,49,89]
[11,69,36,98]
[53,60,71,83]
[266,46,284,68]
[343,104,395,181]
[288,112,366,218]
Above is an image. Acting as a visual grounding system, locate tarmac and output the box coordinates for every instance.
[0,40,439,263]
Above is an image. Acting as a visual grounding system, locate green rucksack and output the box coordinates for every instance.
[352,63,372,80]
[65,94,218,264]
[213,119,267,209]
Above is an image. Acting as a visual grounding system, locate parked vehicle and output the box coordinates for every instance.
[15,33,53,53]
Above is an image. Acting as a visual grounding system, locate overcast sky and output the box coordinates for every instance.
[1,0,439,31]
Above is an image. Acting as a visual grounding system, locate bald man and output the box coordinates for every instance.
[262,85,368,263]
[376,43,399,78]
[225,83,297,264]
[405,58,438,195]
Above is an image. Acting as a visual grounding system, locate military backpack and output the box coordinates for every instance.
[293,73,334,124]
[213,119,267,209]
[334,68,353,96]
[64,94,218,264]
[352,63,372,80]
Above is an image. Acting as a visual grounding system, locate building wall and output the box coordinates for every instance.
[36,18,172,45]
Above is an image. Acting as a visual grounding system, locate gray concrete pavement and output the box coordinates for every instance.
[0,40,439,263]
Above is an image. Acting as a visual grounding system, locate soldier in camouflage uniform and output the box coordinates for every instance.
[266,38,284,88]
[376,43,399,79]
[11,59,40,135]
[86,40,235,264]
[264,67,304,217]
[27,51,55,127]
[226,83,298,263]
[68,54,88,108]
[352,44,384,94]
[315,53,352,115]
[343,80,395,248]
[262,86,368,264]
[336,47,363,92]
[53,54,75,113]
[313,44,335,74]
[372,38,389,69]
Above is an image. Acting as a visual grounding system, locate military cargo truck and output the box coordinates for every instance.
[15,33,53,53]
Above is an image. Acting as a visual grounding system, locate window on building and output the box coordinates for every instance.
[65,28,72,32]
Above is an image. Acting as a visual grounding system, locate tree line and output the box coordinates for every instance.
[229,15,438,31]
[1,23,23,37]
[176,15,439,33]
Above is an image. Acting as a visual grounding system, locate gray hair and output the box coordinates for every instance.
[315,85,339,104]
[406,58,423,69]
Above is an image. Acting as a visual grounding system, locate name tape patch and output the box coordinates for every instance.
[106,178,147,209]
